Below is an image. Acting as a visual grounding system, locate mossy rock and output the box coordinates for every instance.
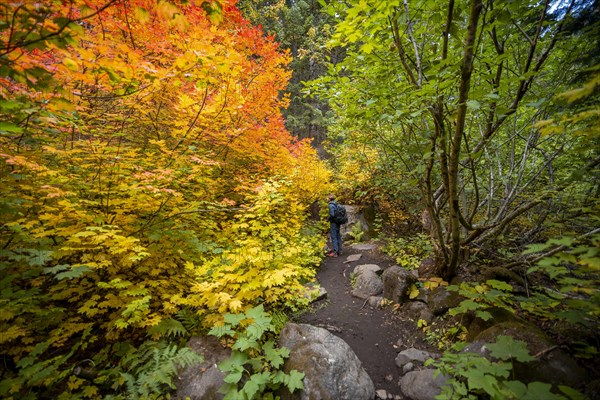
[473,321,587,388]
[427,286,463,316]
[465,307,522,341]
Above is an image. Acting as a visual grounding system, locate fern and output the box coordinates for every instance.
[106,340,203,400]
[147,318,188,339]
[176,308,203,334]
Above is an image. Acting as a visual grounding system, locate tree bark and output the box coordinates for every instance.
[443,0,483,279]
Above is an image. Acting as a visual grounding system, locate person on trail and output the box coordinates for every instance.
[327,194,342,257]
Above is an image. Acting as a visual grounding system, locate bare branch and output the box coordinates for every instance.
[0,0,120,58]
[403,0,422,86]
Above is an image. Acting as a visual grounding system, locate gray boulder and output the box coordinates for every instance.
[176,336,231,400]
[403,301,434,324]
[354,264,383,275]
[382,266,418,304]
[395,348,438,369]
[352,270,384,299]
[399,369,448,400]
[279,323,375,400]
[427,286,462,316]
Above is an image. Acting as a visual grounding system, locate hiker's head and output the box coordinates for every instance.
[327,194,335,202]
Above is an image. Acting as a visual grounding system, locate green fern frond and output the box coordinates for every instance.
[115,340,203,399]
[176,308,203,333]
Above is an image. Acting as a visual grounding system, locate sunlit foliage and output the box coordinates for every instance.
[0,0,329,397]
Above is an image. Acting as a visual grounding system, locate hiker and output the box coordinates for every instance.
[327,194,342,257]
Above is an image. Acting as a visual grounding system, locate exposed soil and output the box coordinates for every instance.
[295,243,436,397]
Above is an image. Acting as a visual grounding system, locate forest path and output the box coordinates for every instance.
[296,243,435,396]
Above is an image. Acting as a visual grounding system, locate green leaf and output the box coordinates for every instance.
[527,382,564,399]
[487,336,535,362]
[263,340,285,368]
[223,371,242,384]
[360,42,375,54]
[466,369,499,395]
[466,100,481,110]
[486,280,513,292]
[233,337,258,352]
[250,371,270,387]
[55,265,91,280]
[475,310,493,321]
[501,380,528,398]
[224,313,246,327]
[523,243,552,255]
[245,305,272,339]
[0,122,24,133]
[219,350,248,373]
[209,325,235,338]
[242,379,259,398]
[222,387,242,400]
[286,370,305,393]
[147,318,188,338]
[558,385,586,400]
[449,299,482,315]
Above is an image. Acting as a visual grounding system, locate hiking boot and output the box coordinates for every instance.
[326,251,337,257]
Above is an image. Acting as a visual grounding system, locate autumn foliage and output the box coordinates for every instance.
[0,1,330,397]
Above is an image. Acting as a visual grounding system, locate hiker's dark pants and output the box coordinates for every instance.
[330,222,342,255]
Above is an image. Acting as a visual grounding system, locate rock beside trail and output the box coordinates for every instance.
[352,268,384,299]
[354,263,383,275]
[382,265,418,304]
[399,369,448,400]
[279,323,375,400]
[345,253,363,263]
[470,321,587,388]
[176,336,231,400]
[427,286,462,316]
[403,301,434,324]
[395,348,439,369]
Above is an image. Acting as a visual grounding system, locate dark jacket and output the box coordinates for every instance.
[328,201,337,223]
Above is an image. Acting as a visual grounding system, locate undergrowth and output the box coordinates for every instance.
[381,233,433,269]
[209,305,304,400]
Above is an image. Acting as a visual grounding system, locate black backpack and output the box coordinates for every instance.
[333,203,348,225]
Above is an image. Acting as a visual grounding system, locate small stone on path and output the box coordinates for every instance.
[345,253,363,263]
[351,243,378,251]
[354,263,382,275]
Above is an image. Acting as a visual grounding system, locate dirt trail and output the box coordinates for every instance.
[296,244,435,396]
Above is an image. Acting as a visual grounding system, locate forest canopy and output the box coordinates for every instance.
[0,0,598,398]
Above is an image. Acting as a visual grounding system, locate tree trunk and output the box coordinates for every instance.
[440,0,482,279]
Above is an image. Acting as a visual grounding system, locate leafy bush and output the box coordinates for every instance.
[447,279,516,322]
[0,2,329,398]
[347,222,365,243]
[179,181,324,326]
[428,336,584,400]
[418,319,467,350]
[209,305,304,400]
[523,234,600,328]
[382,233,433,270]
